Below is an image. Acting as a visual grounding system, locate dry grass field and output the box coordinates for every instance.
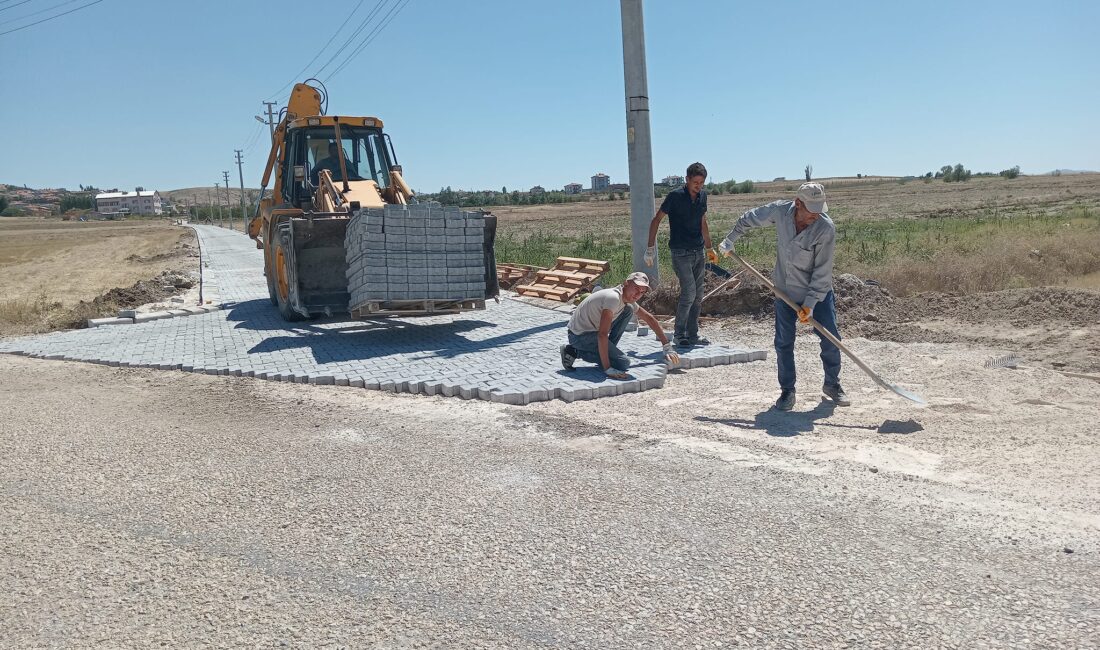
[491,173,1100,237]
[0,219,196,336]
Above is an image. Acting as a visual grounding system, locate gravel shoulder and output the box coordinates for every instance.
[1,318,1097,646]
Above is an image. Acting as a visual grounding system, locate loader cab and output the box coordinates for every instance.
[281,118,394,210]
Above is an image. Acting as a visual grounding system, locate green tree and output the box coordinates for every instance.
[1000,165,1021,179]
[59,193,94,212]
[0,195,8,213]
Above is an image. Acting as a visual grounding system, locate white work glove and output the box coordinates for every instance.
[644,246,656,267]
[662,342,680,366]
[604,367,629,379]
[718,238,735,257]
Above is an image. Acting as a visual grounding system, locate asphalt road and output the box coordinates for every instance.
[1,350,1097,648]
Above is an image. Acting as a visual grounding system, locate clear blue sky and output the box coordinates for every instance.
[1,0,1097,194]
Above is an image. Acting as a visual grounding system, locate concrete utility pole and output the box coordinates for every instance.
[215,183,223,223]
[206,188,213,223]
[235,150,247,231]
[262,101,278,142]
[222,171,232,229]
[620,0,657,281]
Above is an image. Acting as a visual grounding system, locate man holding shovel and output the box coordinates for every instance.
[718,183,850,410]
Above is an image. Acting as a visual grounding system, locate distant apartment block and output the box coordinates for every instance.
[609,183,629,192]
[662,175,685,187]
[563,183,583,195]
[95,189,163,215]
[591,173,610,191]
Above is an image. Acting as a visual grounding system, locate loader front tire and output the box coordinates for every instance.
[273,227,306,322]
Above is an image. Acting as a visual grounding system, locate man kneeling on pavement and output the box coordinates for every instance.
[560,272,679,379]
[719,182,851,410]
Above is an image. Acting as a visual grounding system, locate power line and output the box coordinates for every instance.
[0,0,33,13]
[311,0,391,79]
[0,0,82,26]
[326,0,412,83]
[0,0,105,37]
[240,121,266,153]
[265,0,369,101]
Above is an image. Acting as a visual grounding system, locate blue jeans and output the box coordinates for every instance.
[774,290,841,391]
[671,248,705,341]
[567,307,633,371]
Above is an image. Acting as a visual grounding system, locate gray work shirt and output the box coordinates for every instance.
[721,200,836,311]
[568,286,636,335]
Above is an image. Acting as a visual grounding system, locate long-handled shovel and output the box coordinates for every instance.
[727,252,926,406]
[703,270,743,302]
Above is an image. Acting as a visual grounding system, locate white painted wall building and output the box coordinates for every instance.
[95,190,163,215]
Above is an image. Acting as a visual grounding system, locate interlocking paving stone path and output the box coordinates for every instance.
[0,225,766,404]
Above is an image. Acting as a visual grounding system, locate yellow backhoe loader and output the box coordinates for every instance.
[248,81,497,321]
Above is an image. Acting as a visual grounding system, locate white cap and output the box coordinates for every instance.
[796,182,828,213]
[625,271,651,288]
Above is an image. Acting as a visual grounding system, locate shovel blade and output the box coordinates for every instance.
[886,382,927,406]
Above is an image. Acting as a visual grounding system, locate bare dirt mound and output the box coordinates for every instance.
[640,268,775,318]
[641,270,892,323]
[646,269,1100,373]
[849,286,1100,373]
[55,271,195,329]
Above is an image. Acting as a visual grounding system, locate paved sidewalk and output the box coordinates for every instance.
[0,225,765,403]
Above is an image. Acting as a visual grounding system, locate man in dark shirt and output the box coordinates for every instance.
[644,162,718,347]
[311,141,358,186]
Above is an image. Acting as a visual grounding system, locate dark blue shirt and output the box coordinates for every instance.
[659,186,707,250]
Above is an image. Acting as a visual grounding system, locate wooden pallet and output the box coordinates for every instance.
[515,256,610,302]
[350,299,486,318]
[496,263,544,289]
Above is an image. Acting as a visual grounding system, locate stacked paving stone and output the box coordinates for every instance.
[345,204,486,307]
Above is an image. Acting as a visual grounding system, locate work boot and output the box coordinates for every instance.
[823,383,851,406]
[684,336,711,347]
[775,389,796,411]
[560,344,576,371]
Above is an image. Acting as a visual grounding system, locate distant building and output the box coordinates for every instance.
[591,173,610,191]
[609,183,630,192]
[662,175,685,187]
[563,183,583,195]
[95,189,163,215]
[529,185,545,195]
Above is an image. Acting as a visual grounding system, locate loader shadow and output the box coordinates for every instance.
[228,299,566,363]
[695,400,879,437]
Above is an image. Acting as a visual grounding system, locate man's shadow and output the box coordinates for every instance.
[695,400,878,437]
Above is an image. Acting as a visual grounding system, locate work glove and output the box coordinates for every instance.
[718,238,735,257]
[797,305,812,324]
[706,248,719,264]
[662,342,681,366]
[644,246,656,267]
[604,367,629,379]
